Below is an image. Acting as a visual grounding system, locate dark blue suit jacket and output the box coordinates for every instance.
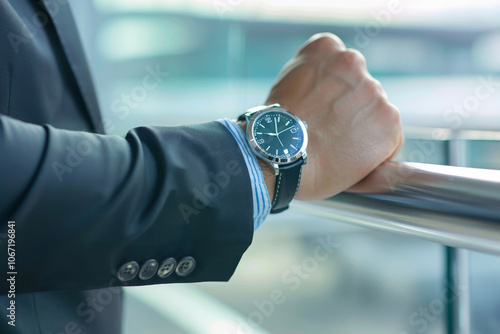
[0,1,254,332]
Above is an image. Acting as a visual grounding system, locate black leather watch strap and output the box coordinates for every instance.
[237,113,247,122]
[270,158,304,214]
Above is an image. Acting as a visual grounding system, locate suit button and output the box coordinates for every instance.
[175,256,196,277]
[138,259,158,280]
[157,258,177,278]
[117,261,139,282]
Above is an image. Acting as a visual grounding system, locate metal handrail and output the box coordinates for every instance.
[291,161,500,255]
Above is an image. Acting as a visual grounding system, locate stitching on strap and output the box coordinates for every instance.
[293,165,303,198]
[272,173,282,207]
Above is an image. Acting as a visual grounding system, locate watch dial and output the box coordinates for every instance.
[252,111,305,160]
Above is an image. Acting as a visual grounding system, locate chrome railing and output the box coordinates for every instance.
[291,161,500,334]
[292,161,500,255]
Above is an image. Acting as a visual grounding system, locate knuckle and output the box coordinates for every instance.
[299,33,345,55]
[340,49,366,70]
[363,78,382,99]
[372,78,383,92]
[379,100,401,124]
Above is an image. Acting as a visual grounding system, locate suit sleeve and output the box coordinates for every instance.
[0,114,254,293]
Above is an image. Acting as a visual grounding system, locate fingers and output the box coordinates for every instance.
[298,33,395,121]
[302,40,369,88]
[325,48,369,88]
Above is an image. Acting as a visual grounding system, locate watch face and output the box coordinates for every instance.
[250,109,307,163]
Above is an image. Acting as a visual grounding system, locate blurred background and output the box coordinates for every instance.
[70,1,500,333]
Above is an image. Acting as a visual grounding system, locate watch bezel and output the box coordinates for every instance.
[247,107,308,165]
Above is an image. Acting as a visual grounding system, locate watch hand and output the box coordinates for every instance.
[278,126,295,135]
[261,132,277,136]
[274,119,285,147]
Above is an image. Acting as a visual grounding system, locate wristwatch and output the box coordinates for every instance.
[238,104,308,214]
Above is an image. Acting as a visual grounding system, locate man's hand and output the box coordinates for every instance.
[265,33,403,201]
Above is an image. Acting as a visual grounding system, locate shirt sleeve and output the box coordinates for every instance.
[218,118,271,230]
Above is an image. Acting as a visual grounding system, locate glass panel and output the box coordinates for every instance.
[469,251,500,334]
[396,139,448,165]
[469,141,500,170]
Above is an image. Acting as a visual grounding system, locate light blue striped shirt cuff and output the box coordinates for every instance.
[218,118,271,231]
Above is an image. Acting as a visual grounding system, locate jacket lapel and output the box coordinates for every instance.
[39,0,103,133]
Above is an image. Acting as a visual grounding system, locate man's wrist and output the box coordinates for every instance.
[237,121,276,200]
[257,158,276,201]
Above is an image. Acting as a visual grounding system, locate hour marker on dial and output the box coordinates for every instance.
[290,144,297,150]
[284,149,289,154]
[285,121,291,126]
